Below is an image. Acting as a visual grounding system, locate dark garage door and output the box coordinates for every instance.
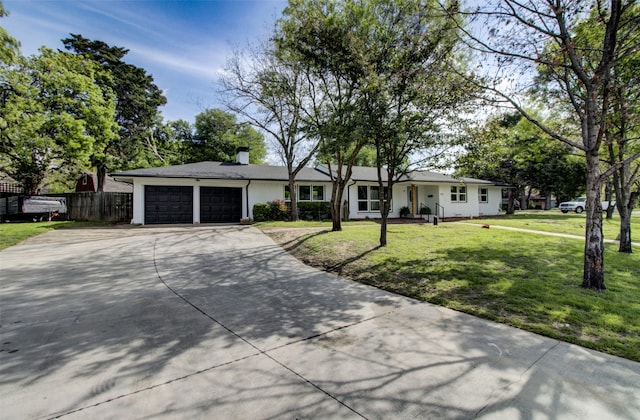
[145,186,193,224]
[200,187,242,223]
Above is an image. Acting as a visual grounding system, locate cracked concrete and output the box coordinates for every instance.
[1,225,639,419]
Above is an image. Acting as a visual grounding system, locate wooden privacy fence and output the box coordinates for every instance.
[54,192,132,223]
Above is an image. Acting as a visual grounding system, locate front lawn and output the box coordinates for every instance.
[266,222,640,361]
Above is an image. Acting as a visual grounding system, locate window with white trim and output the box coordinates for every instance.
[313,185,324,201]
[451,185,467,202]
[284,185,326,202]
[358,185,390,212]
[299,185,311,201]
[479,188,488,203]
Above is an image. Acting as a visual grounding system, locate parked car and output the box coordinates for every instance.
[559,197,615,213]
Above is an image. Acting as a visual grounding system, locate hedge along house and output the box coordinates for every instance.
[112,150,503,225]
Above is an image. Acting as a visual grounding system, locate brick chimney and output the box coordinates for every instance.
[236,147,249,165]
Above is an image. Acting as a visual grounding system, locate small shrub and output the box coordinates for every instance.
[419,206,432,215]
[269,199,289,221]
[252,203,271,222]
[400,206,411,217]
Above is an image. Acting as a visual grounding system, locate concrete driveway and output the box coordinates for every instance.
[1,225,639,419]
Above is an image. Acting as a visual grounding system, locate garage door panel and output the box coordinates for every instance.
[200,187,242,223]
[145,186,193,224]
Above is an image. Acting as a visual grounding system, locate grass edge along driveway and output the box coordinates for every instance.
[264,221,640,362]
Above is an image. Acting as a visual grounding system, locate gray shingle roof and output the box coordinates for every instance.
[112,162,497,185]
[319,165,495,184]
[111,162,332,182]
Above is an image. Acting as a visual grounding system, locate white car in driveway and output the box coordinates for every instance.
[559,197,615,213]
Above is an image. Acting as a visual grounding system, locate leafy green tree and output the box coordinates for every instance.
[147,119,194,166]
[457,114,526,214]
[456,113,586,213]
[0,48,118,193]
[275,0,375,231]
[62,34,167,191]
[190,108,266,164]
[361,0,474,246]
[0,3,19,65]
[461,0,638,290]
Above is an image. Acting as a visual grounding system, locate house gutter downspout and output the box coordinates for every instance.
[246,180,251,219]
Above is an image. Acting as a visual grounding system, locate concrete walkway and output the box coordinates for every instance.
[1,226,638,419]
[458,222,640,247]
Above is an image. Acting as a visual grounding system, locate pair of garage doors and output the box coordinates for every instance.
[144,186,242,224]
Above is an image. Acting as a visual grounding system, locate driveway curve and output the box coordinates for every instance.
[1,225,639,419]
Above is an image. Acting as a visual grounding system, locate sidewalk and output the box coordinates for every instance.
[459,222,640,247]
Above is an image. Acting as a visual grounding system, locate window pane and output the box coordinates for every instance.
[459,194,466,202]
[371,200,380,211]
[358,201,368,211]
[284,186,291,201]
[451,194,457,202]
[299,185,311,201]
[460,186,466,194]
[370,186,380,200]
[358,186,368,200]
[313,185,324,201]
[479,188,488,203]
[451,186,457,193]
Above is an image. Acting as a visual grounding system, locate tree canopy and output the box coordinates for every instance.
[0,47,118,194]
[456,113,586,211]
[275,0,475,237]
[63,34,167,191]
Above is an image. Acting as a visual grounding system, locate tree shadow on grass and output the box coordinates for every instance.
[276,229,330,252]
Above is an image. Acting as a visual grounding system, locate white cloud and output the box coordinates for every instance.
[126,42,228,80]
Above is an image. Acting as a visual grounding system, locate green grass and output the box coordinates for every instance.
[275,222,640,361]
[0,221,101,250]
[464,210,640,240]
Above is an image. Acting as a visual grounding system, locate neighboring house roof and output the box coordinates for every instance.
[112,161,499,186]
[78,173,133,193]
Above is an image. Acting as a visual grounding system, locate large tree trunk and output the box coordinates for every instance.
[520,190,528,210]
[379,182,392,247]
[605,178,615,220]
[288,177,299,221]
[609,143,634,253]
[506,188,516,214]
[330,180,346,231]
[614,177,633,253]
[96,165,107,193]
[618,207,632,253]
[582,152,605,291]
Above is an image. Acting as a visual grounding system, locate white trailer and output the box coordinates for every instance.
[0,196,67,222]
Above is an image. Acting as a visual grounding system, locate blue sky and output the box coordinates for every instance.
[2,0,288,123]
